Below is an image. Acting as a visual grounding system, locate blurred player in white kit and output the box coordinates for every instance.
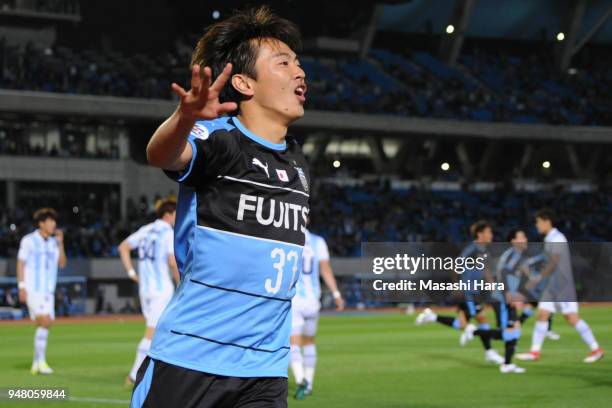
[119,198,179,385]
[17,208,67,375]
[516,208,604,363]
[291,228,344,400]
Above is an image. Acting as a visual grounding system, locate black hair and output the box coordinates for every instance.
[33,208,58,224]
[156,198,177,219]
[470,220,492,240]
[535,208,556,226]
[507,228,526,242]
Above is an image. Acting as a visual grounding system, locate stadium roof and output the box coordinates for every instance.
[381,0,612,43]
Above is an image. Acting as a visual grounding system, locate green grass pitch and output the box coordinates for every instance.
[1,307,610,407]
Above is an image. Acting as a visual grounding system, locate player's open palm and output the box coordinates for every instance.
[172,63,238,120]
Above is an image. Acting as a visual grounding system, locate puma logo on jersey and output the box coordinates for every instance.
[237,193,308,233]
[252,158,269,178]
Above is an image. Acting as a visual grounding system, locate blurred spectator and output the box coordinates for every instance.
[1,183,610,259]
[1,39,610,126]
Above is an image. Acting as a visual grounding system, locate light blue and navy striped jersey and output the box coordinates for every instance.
[18,230,60,295]
[460,242,489,296]
[148,116,310,378]
[496,246,528,295]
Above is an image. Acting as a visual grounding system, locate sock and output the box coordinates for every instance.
[34,327,49,364]
[129,338,151,381]
[303,344,317,390]
[548,315,554,331]
[531,321,548,352]
[478,324,491,350]
[474,328,502,340]
[575,320,599,351]
[504,339,517,364]
[519,308,533,323]
[290,344,304,385]
[436,316,460,330]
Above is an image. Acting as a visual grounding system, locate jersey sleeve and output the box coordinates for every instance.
[163,121,238,187]
[125,227,146,249]
[545,232,567,257]
[315,237,330,262]
[495,255,508,274]
[17,236,32,262]
[166,230,174,256]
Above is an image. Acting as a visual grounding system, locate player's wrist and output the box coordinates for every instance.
[176,105,200,124]
[18,281,26,290]
[127,268,137,279]
[332,290,342,300]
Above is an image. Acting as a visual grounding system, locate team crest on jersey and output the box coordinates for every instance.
[276,169,289,182]
[294,167,309,192]
[192,123,209,140]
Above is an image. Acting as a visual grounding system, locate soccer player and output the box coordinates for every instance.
[516,209,604,363]
[416,221,504,364]
[461,229,529,373]
[291,229,344,399]
[17,208,67,375]
[130,6,309,408]
[119,198,179,386]
[515,256,560,341]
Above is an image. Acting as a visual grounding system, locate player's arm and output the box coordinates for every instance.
[16,259,27,303]
[118,238,138,283]
[146,64,237,171]
[495,258,512,302]
[56,229,67,268]
[482,264,495,284]
[319,261,345,311]
[526,253,559,289]
[168,254,180,285]
[536,253,560,279]
[16,237,31,303]
[522,253,546,276]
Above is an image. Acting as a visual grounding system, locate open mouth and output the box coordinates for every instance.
[294,84,307,102]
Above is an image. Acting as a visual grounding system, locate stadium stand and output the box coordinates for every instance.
[1,38,610,125]
[1,181,610,259]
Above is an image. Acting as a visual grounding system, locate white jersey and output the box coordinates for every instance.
[18,230,60,295]
[543,227,576,301]
[294,230,329,304]
[126,219,175,297]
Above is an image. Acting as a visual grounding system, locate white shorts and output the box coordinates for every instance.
[27,293,55,321]
[538,301,579,315]
[291,300,320,337]
[140,291,173,327]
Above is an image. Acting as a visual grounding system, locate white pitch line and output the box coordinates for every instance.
[69,396,130,404]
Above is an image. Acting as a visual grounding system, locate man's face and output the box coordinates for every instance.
[249,39,306,123]
[168,211,176,227]
[512,230,528,251]
[478,227,493,244]
[39,218,57,236]
[535,217,551,235]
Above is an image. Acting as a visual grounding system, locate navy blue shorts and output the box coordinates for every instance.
[130,357,288,408]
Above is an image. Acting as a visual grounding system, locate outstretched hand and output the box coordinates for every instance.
[335,297,345,311]
[172,63,238,120]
